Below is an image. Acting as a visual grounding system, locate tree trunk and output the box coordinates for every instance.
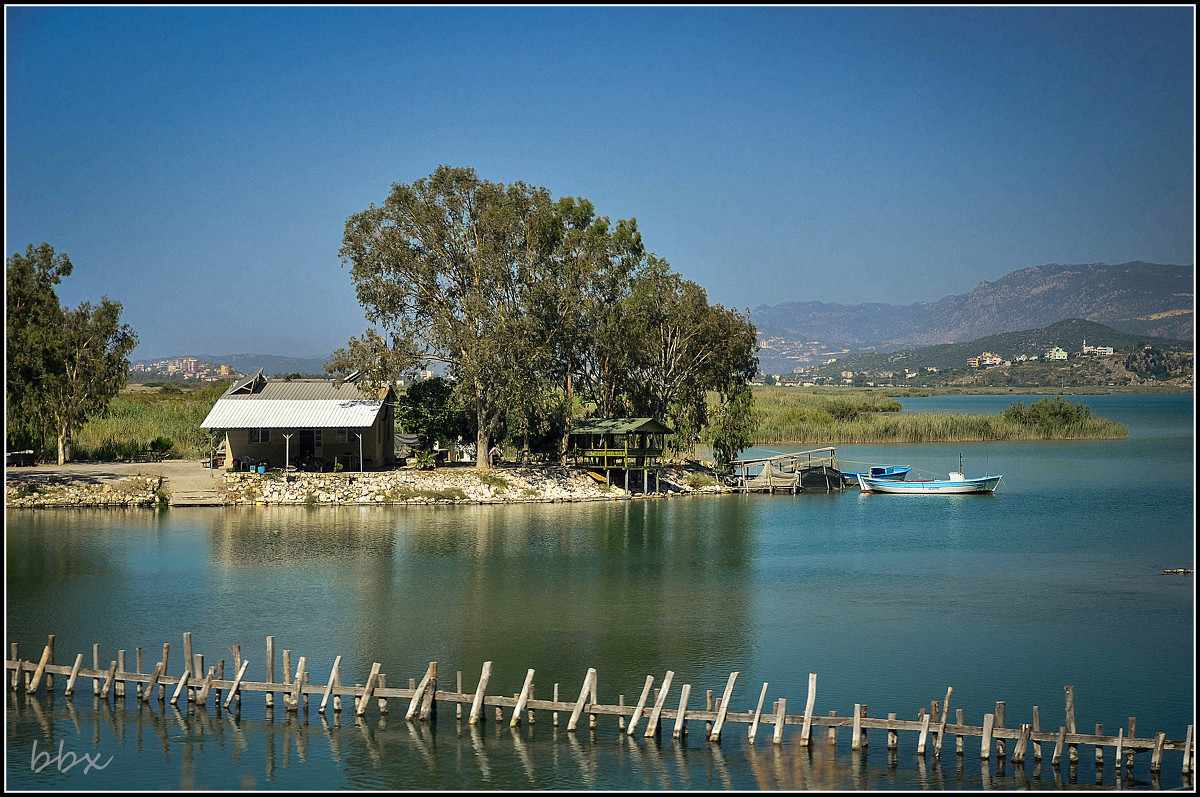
[475,380,489,470]
[521,433,530,467]
[57,422,71,465]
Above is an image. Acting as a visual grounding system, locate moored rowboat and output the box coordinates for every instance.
[844,465,910,487]
[859,470,1001,494]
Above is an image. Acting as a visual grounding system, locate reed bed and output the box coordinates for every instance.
[73,386,224,460]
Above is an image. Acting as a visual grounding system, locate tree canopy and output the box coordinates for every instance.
[5,243,138,463]
[330,166,759,467]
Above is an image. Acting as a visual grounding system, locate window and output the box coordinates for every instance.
[249,429,270,444]
[335,428,359,443]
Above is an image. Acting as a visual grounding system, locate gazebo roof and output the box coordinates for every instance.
[570,417,673,435]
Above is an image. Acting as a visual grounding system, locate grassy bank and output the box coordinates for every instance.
[749,387,1127,443]
[73,383,226,461]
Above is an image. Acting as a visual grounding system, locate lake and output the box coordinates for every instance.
[5,393,1195,790]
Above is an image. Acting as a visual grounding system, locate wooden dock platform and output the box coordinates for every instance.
[730,447,847,493]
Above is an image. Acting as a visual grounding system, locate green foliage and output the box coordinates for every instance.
[333,461,344,473]
[705,385,760,467]
[155,489,170,508]
[74,387,221,460]
[685,472,717,489]
[1003,396,1102,435]
[305,491,318,505]
[396,377,473,450]
[159,384,184,395]
[478,472,509,491]
[413,450,436,470]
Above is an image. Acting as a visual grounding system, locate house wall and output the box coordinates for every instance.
[222,407,394,470]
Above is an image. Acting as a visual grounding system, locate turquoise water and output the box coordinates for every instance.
[5,394,1194,790]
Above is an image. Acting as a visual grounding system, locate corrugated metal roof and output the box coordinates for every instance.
[201,398,384,429]
[220,380,380,401]
[570,417,673,435]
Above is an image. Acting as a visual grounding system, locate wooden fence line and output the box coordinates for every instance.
[6,633,1195,778]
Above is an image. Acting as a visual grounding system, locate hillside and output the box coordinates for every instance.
[752,261,1194,371]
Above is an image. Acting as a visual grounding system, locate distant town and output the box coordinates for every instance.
[129,357,244,381]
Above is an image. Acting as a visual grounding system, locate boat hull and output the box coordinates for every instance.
[845,466,910,487]
[860,475,1001,494]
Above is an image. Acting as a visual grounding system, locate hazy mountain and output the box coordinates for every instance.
[814,318,1193,376]
[752,261,1194,357]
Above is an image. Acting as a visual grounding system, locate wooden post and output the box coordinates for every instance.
[27,644,51,694]
[705,690,714,736]
[356,662,381,718]
[772,697,787,745]
[265,637,275,709]
[995,702,1006,757]
[511,668,535,727]
[192,654,203,704]
[828,710,838,744]
[527,682,534,725]
[282,650,292,709]
[935,687,952,757]
[709,671,739,742]
[225,659,250,710]
[553,683,559,727]
[182,634,193,702]
[215,659,225,706]
[1127,717,1137,770]
[377,673,387,715]
[46,635,54,693]
[1032,706,1042,760]
[136,647,144,700]
[406,663,436,721]
[1150,732,1166,772]
[333,665,341,713]
[459,672,465,721]
[100,661,117,700]
[470,662,494,726]
[65,653,84,697]
[170,666,190,706]
[644,671,674,738]
[92,644,101,695]
[1052,726,1067,766]
[160,643,169,700]
[672,683,692,740]
[887,713,898,750]
[1114,729,1123,773]
[627,675,654,736]
[197,666,216,706]
[860,703,868,748]
[800,673,816,746]
[617,695,625,732]
[143,663,163,703]
[1064,686,1077,763]
[116,651,126,699]
[852,704,863,750]
[956,709,965,755]
[980,713,994,760]
[917,712,931,756]
[319,656,341,714]
[1013,723,1031,763]
[566,667,593,732]
[420,663,437,721]
[1182,724,1193,776]
[1095,724,1104,766]
[8,643,17,691]
[288,657,306,713]
[747,682,768,743]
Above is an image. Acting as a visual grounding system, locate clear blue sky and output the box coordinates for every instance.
[5,6,1195,361]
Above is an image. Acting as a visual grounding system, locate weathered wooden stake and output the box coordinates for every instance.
[170,667,191,706]
[458,671,465,721]
[1115,728,1124,773]
[705,690,714,735]
[160,643,169,700]
[182,634,193,701]
[852,703,863,750]
[747,682,768,743]
[265,636,275,709]
[828,710,838,744]
[553,683,559,727]
[143,663,163,703]
[994,702,1006,757]
[192,654,203,704]
[1065,685,1077,763]
[288,657,306,713]
[100,661,117,700]
[1052,726,1067,766]
[511,668,535,727]
[377,673,387,715]
[800,673,816,746]
[116,650,126,698]
[225,659,250,710]
[470,661,494,726]
[887,713,898,750]
[672,683,692,739]
[644,671,674,738]
[8,644,17,690]
[627,675,654,736]
[356,662,381,717]
[406,663,435,721]
[980,713,995,760]
[859,703,869,748]
[772,697,787,745]
[1182,724,1193,776]
[1095,724,1104,766]
[956,709,964,755]
[197,666,216,705]
[135,647,144,700]
[1150,732,1166,772]
[709,671,739,742]
[319,656,340,714]
[617,695,626,732]
[917,712,931,756]
[1013,723,1031,763]
[420,663,437,721]
[64,653,84,697]
[46,635,54,693]
[1032,706,1042,760]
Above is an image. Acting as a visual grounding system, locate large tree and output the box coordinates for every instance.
[6,243,72,456]
[331,165,561,468]
[5,243,137,464]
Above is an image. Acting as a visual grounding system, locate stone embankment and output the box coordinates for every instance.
[224,464,731,506]
[5,474,164,508]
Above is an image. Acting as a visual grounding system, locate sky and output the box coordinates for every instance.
[5,6,1195,361]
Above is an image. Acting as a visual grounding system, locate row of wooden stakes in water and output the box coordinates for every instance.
[6,634,1195,778]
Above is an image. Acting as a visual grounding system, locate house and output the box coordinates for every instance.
[1046,347,1068,360]
[201,370,396,471]
[568,417,672,493]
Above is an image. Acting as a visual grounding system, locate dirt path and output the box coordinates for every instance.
[5,460,227,505]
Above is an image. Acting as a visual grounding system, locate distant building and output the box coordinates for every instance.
[1081,339,1114,356]
[1046,347,1067,360]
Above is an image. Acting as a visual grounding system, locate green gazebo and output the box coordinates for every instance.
[568,417,673,493]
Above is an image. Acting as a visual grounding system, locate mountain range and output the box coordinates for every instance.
[751,261,1193,372]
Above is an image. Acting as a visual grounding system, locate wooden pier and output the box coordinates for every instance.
[731,447,847,493]
[6,632,1194,782]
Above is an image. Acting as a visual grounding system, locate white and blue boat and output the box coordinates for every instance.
[860,456,1000,495]
[843,465,910,487]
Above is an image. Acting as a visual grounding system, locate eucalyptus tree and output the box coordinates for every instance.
[331,165,561,468]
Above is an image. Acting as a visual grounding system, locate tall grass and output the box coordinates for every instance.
[750,387,1126,443]
[73,384,226,460]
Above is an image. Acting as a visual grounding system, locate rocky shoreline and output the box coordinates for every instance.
[6,462,732,508]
